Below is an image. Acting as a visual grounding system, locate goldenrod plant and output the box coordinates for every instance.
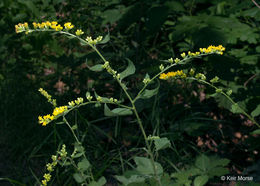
[15,21,260,186]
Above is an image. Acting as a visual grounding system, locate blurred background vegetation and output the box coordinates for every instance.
[0,0,259,185]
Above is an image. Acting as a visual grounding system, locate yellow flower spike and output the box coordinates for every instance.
[181,52,186,58]
[159,70,186,80]
[64,22,74,30]
[75,29,84,36]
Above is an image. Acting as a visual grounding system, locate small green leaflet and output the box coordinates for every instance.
[104,104,132,116]
[89,64,104,72]
[251,104,260,117]
[154,137,171,151]
[99,34,110,44]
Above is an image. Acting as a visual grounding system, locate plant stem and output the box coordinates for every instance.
[190,77,260,128]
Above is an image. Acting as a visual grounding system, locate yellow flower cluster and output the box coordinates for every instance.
[41,155,58,186]
[199,45,225,55]
[38,88,57,107]
[86,36,103,45]
[15,22,29,33]
[167,45,225,64]
[68,97,84,107]
[64,22,74,30]
[159,70,186,80]
[32,21,66,31]
[15,21,75,33]
[38,106,68,126]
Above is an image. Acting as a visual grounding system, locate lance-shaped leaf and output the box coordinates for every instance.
[104,104,132,116]
[86,59,104,72]
[99,34,110,44]
[89,64,104,72]
[251,104,260,117]
[139,81,160,99]
[120,59,136,80]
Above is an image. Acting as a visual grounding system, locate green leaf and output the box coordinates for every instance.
[88,64,104,72]
[99,34,110,44]
[73,173,85,183]
[94,92,110,102]
[208,167,229,177]
[104,104,132,117]
[78,158,90,171]
[231,103,243,114]
[251,105,260,117]
[89,177,106,186]
[115,175,145,185]
[251,129,260,135]
[120,59,136,80]
[139,83,160,99]
[154,137,171,151]
[208,158,230,169]
[134,157,163,176]
[194,175,209,186]
[195,155,210,172]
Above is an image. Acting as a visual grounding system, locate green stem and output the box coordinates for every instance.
[190,77,260,128]
[63,116,95,182]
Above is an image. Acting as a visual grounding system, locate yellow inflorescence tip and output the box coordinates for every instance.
[159,70,186,80]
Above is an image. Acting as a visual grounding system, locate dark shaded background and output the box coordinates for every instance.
[0,0,259,185]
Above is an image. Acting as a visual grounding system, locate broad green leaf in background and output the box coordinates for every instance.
[194,175,209,186]
[115,175,145,186]
[208,158,230,169]
[104,104,132,117]
[120,59,136,80]
[134,157,163,176]
[88,177,106,186]
[195,155,210,172]
[154,137,171,151]
[208,167,229,177]
[78,158,90,171]
[73,173,86,183]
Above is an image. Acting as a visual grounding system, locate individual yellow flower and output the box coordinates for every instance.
[55,24,63,31]
[181,52,186,58]
[75,29,84,36]
[64,22,74,30]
